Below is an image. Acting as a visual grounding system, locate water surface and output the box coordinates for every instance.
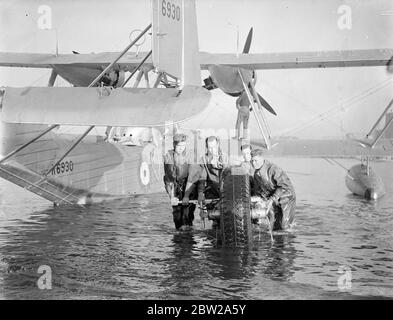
[0,158,392,299]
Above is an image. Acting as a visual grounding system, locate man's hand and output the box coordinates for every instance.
[171,196,180,207]
[182,196,190,206]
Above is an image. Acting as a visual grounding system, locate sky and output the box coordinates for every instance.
[0,0,392,138]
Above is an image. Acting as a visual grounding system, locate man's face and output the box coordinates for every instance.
[242,148,252,162]
[207,139,219,156]
[175,142,186,155]
[251,154,264,169]
[109,70,118,82]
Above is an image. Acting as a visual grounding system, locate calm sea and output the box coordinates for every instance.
[0,158,392,299]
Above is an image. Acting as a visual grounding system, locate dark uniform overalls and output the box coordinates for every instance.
[164,150,196,229]
[185,153,227,214]
[253,160,296,230]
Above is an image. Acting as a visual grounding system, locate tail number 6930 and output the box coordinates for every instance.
[161,0,180,21]
[50,160,74,175]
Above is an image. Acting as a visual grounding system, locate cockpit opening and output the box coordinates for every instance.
[106,126,162,147]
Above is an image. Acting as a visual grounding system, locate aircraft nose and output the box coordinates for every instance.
[365,188,378,200]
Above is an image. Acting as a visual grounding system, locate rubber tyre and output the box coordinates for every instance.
[219,166,253,247]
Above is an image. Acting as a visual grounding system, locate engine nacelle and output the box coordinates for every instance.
[208,65,254,96]
[345,163,385,200]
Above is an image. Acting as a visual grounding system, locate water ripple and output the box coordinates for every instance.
[0,159,392,299]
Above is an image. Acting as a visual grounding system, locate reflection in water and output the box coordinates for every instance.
[255,232,297,281]
[162,232,201,299]
[0,159,392,299]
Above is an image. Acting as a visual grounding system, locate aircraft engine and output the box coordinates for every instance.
[53,65,125,87]
[345,163,385,200]
[205,65,254,96]
[202,27,277,116]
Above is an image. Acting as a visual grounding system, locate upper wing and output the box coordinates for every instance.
[2,86,211,127]
[2,48,392,71]
[0,51,153,70]
[199,48,393,70]
[251,138,393,158]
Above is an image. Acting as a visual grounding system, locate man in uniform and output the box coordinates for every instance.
[240,144,255,193]
[234,91,252,140]
[251,149,296,231]
[240,144,254,175]
[163,134,196,230]
[184,136,227,204]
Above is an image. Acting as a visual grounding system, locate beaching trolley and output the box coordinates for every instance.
[184,165,274,247]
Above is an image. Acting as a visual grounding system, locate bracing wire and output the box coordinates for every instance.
[277,76,393,136]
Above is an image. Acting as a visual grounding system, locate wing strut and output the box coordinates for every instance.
[367,98,393,138]
[21,25,153,191]
[356,98,393,148]
[44,127,93,176]
[0,124,59,164]
[238,69,272,149]
[48,69,58,87]
[249,80,272,138]
[123,50,152,87]
[89,23,152,87]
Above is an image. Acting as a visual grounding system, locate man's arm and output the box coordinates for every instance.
[236,96,241,110]
[269,165,295,203]
[184,164,205,196]
[163,153,175,196]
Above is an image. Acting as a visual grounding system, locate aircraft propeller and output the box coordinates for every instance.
[203,27,277,116]
[242,27,253,54]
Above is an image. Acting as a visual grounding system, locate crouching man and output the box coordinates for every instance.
[163,134,196,230]
[251,149,296,231]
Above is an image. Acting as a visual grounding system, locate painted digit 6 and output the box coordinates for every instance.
[162,0,166,16]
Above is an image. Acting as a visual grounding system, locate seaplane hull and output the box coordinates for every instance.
[0,123,165,205]
[345,164,386,200]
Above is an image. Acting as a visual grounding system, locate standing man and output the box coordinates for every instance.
[163,134,196,230]
[251,149,296,231]
[184,136,227,208]
[234,91,252,140]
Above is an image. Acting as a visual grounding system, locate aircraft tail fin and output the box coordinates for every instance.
[151,0,201,86]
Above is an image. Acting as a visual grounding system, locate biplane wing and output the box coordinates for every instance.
[0,51,151,70]
[252,138,393,158]
[1,48,392,71]
[1,85,211,127]
[200,48,393,70]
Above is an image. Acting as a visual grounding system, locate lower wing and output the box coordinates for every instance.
[251,138,393,158]
[1,86,211,127]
